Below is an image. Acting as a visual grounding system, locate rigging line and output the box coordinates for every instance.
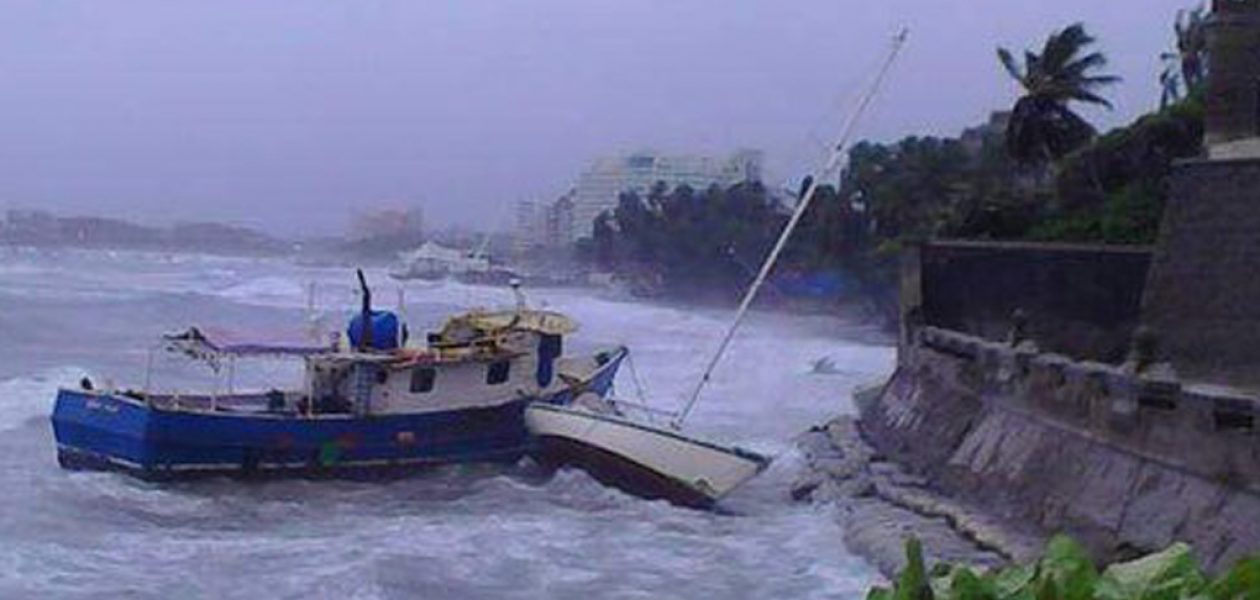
[625,350,667,423]
[610,349,663,424]
[672,28,910,430]
[797,56,888,176]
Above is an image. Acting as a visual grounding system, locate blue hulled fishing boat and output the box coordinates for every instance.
[51,272,625,479]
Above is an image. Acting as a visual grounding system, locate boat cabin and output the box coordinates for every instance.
[301,308,578,417]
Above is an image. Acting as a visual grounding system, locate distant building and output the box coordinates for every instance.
[568,149,764,240]
[546,193,575,247]
[2,209,58,240]
[513,199,541,256]
[514,191,578,254]
[959,111,1011,159]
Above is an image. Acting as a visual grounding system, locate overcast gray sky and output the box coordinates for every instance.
[0,1,1196,236]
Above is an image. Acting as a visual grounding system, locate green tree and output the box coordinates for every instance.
[839,137,973,243]
[592,181,786,300]
[1041,97,1204,243]
[1160,5,1209,107]
[998,23,1120,165]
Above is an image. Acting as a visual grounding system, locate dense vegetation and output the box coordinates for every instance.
[998,23,1119,166]
[589,181,787,300]
[586,12,1209,307]
[868,536,1260,600]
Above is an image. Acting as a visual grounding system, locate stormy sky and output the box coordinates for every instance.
[0,1,1196,236]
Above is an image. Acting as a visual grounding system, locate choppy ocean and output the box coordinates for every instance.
[0,247,894,599]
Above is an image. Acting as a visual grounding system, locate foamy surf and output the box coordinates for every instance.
[0,249,892,598]
[0,366,88,433]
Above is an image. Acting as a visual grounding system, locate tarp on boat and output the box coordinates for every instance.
[346,310,406,351]
[440,309,578,338]
[163,327,331,370]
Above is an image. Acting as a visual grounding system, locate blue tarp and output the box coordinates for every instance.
[347,310,406,351]
[774,271,851,299]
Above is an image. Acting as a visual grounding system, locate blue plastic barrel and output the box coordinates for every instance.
[347,311,406,351]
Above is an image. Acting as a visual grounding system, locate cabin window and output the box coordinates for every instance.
[486,360,511,385]
[410,367,436,393]
[539,334,562,359]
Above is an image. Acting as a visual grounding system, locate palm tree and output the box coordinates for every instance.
[998,23,1120,166]
[1160,6,1209,107]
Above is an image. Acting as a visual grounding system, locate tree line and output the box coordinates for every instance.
[585,6,1210,306]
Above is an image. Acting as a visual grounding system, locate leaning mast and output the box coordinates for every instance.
[673,29,910,429]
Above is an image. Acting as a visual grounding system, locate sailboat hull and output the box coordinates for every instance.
[524,403,770,509]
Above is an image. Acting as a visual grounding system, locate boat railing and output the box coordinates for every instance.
[608,398,679,426]
[142,335,313,413]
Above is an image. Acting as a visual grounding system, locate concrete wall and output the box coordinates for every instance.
[916,241,1152,363]
[1205,0,1260,148]
[1142,158,1260,389]
[861,3,1260,569]
[861,327,1260,572]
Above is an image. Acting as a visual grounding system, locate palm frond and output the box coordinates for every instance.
[997,47,1026,86]
[1067,89,1114,108]
[1174,9,1190,45]
[1025,50,1042,84]
[1160,70,1182,107]
[1079,74,1122,87]
[1040,23,1094,72]
[1063,52,1108,77]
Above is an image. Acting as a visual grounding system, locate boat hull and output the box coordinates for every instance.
[53,350,626,480]
[53,392,535,480]
[524,404,770,509]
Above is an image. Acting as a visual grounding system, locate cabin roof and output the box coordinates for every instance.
[441,309,578,336]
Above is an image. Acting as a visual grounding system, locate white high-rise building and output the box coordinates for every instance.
[569,150,763,240]
[513,199,541,257]
[513,191,577,253]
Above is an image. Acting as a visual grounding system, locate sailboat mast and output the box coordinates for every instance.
[672,29,910,429]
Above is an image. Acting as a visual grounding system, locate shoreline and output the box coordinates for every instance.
[792,394,1045,578]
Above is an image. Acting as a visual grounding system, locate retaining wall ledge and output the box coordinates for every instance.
[861,327,1260,572]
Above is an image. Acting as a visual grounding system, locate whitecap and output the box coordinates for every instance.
[0,366,90,432]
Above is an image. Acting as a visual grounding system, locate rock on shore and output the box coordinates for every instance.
[792,416,1043,578]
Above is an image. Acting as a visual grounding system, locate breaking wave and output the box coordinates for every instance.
[0,248,895,598]
[0,366,89,432]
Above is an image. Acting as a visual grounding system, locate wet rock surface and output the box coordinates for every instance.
[793,418,1043,578]
[855,336,1260,574]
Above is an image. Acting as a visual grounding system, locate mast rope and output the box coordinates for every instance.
[672,29,910,429]
[622,350,663,422]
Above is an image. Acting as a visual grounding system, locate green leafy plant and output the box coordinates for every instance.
[866,535,1260,599]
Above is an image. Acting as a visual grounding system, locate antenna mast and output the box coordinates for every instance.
[673,29,909,429]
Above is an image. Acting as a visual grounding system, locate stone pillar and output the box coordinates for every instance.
[1141,0,1260,388]
[899,245,923,365]
[1206,0,1260,159]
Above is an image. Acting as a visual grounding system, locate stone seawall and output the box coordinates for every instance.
[857,327,1260,573]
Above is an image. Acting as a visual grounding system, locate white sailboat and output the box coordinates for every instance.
[526,399,770,509]
[526,31,909,509]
